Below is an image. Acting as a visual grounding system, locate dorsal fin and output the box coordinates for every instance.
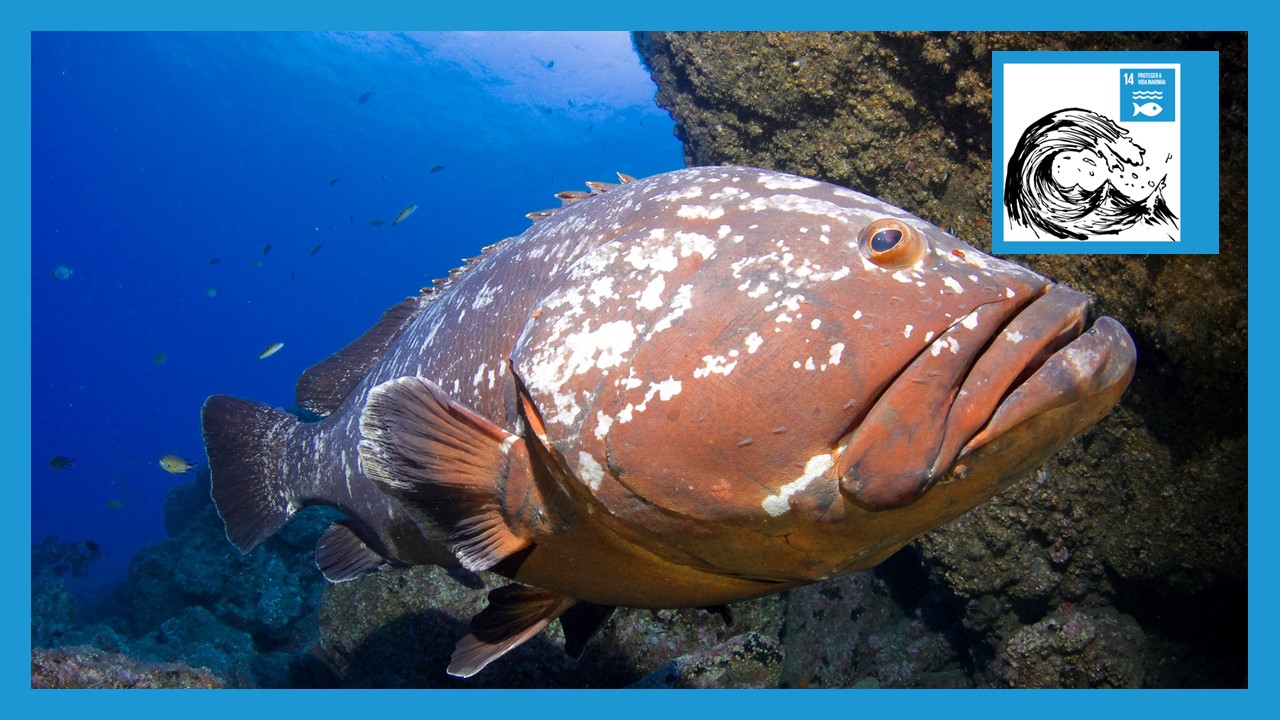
[526,172,639,223]
[294,294,428,416]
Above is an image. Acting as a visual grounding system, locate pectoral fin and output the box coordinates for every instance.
[358,376,531,572]
[449,584,577,678]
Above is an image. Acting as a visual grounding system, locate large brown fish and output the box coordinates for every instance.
[202,166,1135,677]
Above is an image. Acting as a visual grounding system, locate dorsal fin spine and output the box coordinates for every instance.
[525,172,639,223]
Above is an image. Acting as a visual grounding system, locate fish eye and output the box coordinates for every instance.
[858,218,927,269]
[870,227,901,252]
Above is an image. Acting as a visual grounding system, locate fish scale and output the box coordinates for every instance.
[202,165,1135,678]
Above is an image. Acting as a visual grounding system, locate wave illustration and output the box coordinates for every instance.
[1004,108,1178,239]
[1131,91,1164,99]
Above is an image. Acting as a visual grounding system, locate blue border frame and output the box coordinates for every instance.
[992,50,1220,254]
[7,1,1270,716]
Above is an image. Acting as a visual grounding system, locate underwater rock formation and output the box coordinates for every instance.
[32,536,103,580]
[629,632,783,688]
[30,471,337,688]
[31,579,80,648]
[31,645,224,689]
[633,30,1246,688]
[997,607,1146,688]
[776,562,969,688]
[122,497,336,686]
[309,563,788,688]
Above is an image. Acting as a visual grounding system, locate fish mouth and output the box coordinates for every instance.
[836,284,1136,511]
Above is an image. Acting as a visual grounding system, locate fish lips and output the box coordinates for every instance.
[837,284,1136,511]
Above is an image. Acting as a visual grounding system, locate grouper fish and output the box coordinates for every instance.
[202,165,1136,677]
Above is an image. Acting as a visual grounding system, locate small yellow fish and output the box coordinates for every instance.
[391,203,418,226]
[153,352,168,365]
[158,454,196,474]
[105,499,125,511]
[258,342,285,360]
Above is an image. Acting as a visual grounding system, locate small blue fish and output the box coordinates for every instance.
[1132,101,1163,117]
[50,265,73,280]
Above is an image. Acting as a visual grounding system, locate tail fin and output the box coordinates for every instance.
[202,395,303,553]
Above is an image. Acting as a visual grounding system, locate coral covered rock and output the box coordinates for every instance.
[630,632,783,688]
[998,607,1146,688]
[31,645,225,689]
[311,564,785,688]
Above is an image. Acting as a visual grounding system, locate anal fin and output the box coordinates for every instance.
[449,584,576,678]
[314,521,391,582]
[358,376,531,572]
[559,601,615,659]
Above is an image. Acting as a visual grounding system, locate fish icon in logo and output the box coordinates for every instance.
[1132,101,1163,118]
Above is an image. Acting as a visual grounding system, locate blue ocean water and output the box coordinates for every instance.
[30,31,683,599]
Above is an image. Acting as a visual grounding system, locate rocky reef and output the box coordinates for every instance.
[631,31,1247,688]
[305,563,787,687]
[31,468,337,688]
[32,646,224,689]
